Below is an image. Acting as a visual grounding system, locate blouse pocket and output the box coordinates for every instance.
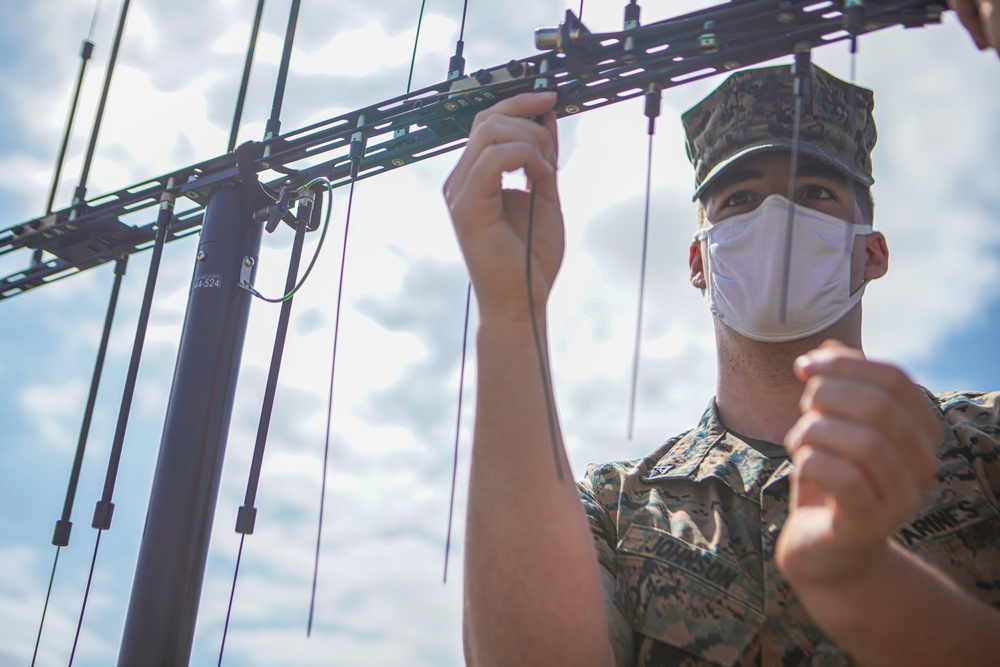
[616,524,765,667]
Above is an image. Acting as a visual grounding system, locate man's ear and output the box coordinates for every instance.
[864,231,889,281]
[689,240,706,290]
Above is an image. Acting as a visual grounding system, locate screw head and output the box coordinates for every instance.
[188,191,200,199]
[244,257,255,267]
[564,105,580,114]
[391,158,405,166]
[776,11,795,23]
[724,60,741,70]
[444,101,458,111]
[197,251,207,261]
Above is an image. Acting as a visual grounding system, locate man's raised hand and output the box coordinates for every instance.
[443,92,563,326]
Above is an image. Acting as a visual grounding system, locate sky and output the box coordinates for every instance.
[0,0,998,666]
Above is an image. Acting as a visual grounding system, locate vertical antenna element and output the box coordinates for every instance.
[406,0,428,94]
[36,257,125,667]
[627,83,660,440]
[265,0,302,145]
[309,177,359,635]
[777,47,811,325]
[93,187,174,533]
[228,0,266,152]
[71,0,131,220]
[45,37,95,216]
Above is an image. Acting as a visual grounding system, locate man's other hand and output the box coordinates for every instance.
[777,340,941,587]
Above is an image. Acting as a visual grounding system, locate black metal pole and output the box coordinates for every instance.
[116,185,262,666]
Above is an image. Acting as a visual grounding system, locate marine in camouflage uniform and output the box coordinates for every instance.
[580,392,1000,666]
[576,66,1000,666]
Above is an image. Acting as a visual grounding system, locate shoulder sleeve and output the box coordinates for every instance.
[577,463,623,574]
[938,391,1000,507]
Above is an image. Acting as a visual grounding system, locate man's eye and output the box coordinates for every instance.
[723,191,752,207]
[799,184,834,200]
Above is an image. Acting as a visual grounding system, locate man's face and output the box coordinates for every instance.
[689,151,887,296]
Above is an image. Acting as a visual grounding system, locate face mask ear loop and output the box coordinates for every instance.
[778,46,812,325]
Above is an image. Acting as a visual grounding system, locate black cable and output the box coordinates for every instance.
[243,182,333,303]
[265,0,302,140]
[525,187,564,481]
[228,0,267,152]
[443,282,472,583]
[73,0,131,215]
[308,178,358,636]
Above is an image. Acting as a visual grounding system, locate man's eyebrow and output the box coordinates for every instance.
[711,168,763,191]
[797,162,847,181]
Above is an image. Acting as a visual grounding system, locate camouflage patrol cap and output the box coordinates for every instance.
[682,64,876,201]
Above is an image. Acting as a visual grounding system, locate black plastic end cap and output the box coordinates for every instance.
[52,520,73,547]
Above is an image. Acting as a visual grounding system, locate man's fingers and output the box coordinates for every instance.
[452,142,555,216]
[470,92,559,132]
[447,113,558,201]
[795,346,943,449]
[797,375,939,484]
[791,445,877,519]
[785,411,921,511]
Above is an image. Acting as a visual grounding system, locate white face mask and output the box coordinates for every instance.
[694,194,874,342]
